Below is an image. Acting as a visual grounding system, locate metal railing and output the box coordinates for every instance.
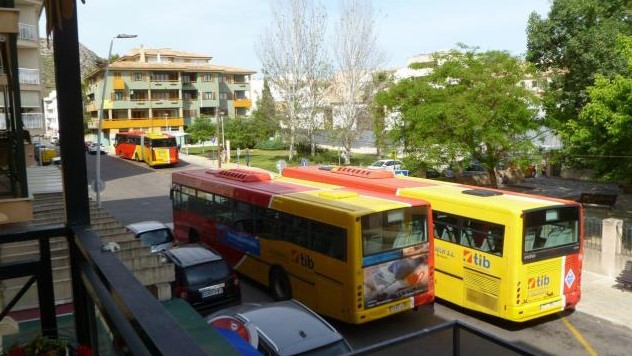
[18,68,40,85]
[0,224,214,355]
[18,23,37,41]
[583,216,632,257]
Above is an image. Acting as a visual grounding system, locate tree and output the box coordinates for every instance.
[185,116,215,144]
[561,36,632,186]
[331,0,383,164]
[369,71,394,157]
[377,45,541,187]
[526,0,632,127]
[257,0,329,161]
[250,77,280,140]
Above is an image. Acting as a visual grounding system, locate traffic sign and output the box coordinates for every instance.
[91,179,105,193]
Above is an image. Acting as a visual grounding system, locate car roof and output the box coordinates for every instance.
[125,220,170,235]
[162,245,222,268]
[210,300,344,355]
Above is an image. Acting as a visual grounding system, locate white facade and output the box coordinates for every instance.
[43,90,58,139]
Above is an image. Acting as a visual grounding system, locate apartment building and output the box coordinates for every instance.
[0,0,45,136]
[83,47,256,146]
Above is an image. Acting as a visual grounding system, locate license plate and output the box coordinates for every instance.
[200,285,224,298]
[539,300,561,310]
[389,300,411,313]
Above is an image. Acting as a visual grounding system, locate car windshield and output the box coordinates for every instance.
[370,161,385,167]
[184,261,230,285]
[138,229,173,246]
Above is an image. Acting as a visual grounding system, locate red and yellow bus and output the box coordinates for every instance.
[282,165,584,322]
[171,168,434,324]
[114,131,178,167]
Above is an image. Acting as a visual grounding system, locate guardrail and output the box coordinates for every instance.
[0,224,213,355]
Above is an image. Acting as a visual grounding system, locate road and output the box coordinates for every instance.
[86,153,630,355]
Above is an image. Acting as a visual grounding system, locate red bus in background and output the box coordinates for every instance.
[114,131,178,167]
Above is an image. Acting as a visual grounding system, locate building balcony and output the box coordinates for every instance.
[233,98,252,108]
[87,117,184,130]
[18,23,37,41]
[19,68,40,86]
[150,81,181,90]
[22,113,44,130]
[113,78,125,90]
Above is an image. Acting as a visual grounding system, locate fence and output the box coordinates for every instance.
[583,216,632,257]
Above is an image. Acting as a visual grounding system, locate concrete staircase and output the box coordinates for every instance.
[0,192,174,313]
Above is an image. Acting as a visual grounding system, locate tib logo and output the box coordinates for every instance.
[463,250,491,269]
[528,275,550,289]
[291,249,314,270]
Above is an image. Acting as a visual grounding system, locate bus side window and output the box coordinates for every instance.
[460,230,473,247]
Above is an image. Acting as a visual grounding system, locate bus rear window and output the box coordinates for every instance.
[523,207,580,255]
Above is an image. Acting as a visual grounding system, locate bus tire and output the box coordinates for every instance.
[269,267,292,301]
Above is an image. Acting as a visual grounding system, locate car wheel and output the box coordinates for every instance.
[269,267,292,301]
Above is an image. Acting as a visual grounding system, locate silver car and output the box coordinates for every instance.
[125,220,174,253]
[207,300,352,356]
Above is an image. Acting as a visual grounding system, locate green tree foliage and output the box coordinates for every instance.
[185,116,215,144]
[376,45,541,187]
[223,117,260,149]
[250,78,279,140]
[562,36,632,186]
[526,0,632,126]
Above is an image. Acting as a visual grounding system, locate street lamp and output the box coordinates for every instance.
[164,113,169,132]
[96,33,137,207]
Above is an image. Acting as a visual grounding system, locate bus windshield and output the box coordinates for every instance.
[361,207,427,256]
[523,206,580,253]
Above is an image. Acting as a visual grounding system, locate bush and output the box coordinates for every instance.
[255,138,287,150]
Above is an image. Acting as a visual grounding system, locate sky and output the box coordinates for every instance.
[40,0,552,77]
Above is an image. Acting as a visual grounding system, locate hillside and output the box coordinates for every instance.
[39,38,102,96]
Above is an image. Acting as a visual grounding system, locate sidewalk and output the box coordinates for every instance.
[178,155,632,330]
[577,270,632,329]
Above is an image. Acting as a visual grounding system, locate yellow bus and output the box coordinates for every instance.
[171,168,434,324]
[282,165,584,322]
[114,131,179,167]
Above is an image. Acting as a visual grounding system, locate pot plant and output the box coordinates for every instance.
[6,335,67,356]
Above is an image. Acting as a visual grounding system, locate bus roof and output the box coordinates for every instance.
[282,165,581,212]
[172,168,429,213]
[117,131,175,139]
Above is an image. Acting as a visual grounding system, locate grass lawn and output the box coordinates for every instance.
[183,147,379,172]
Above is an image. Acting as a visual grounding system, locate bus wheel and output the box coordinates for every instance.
[269,267,292,301]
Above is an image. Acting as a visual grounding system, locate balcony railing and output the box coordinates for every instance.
[0,224,220,355]
[19,68,40,85]
[18,23,37,41]
[22,113,44,130]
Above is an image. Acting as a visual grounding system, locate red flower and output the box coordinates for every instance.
[76,344,93,356]
[8,346,25,356]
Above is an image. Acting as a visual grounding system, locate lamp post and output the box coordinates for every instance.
[96,34,137,207]
[164,113,169,132]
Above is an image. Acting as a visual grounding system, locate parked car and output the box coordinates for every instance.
[125,220,174,253]
[160,244,241,315]
[87,142,106,154]
[367,159,403,171]
[206,300,352,356]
